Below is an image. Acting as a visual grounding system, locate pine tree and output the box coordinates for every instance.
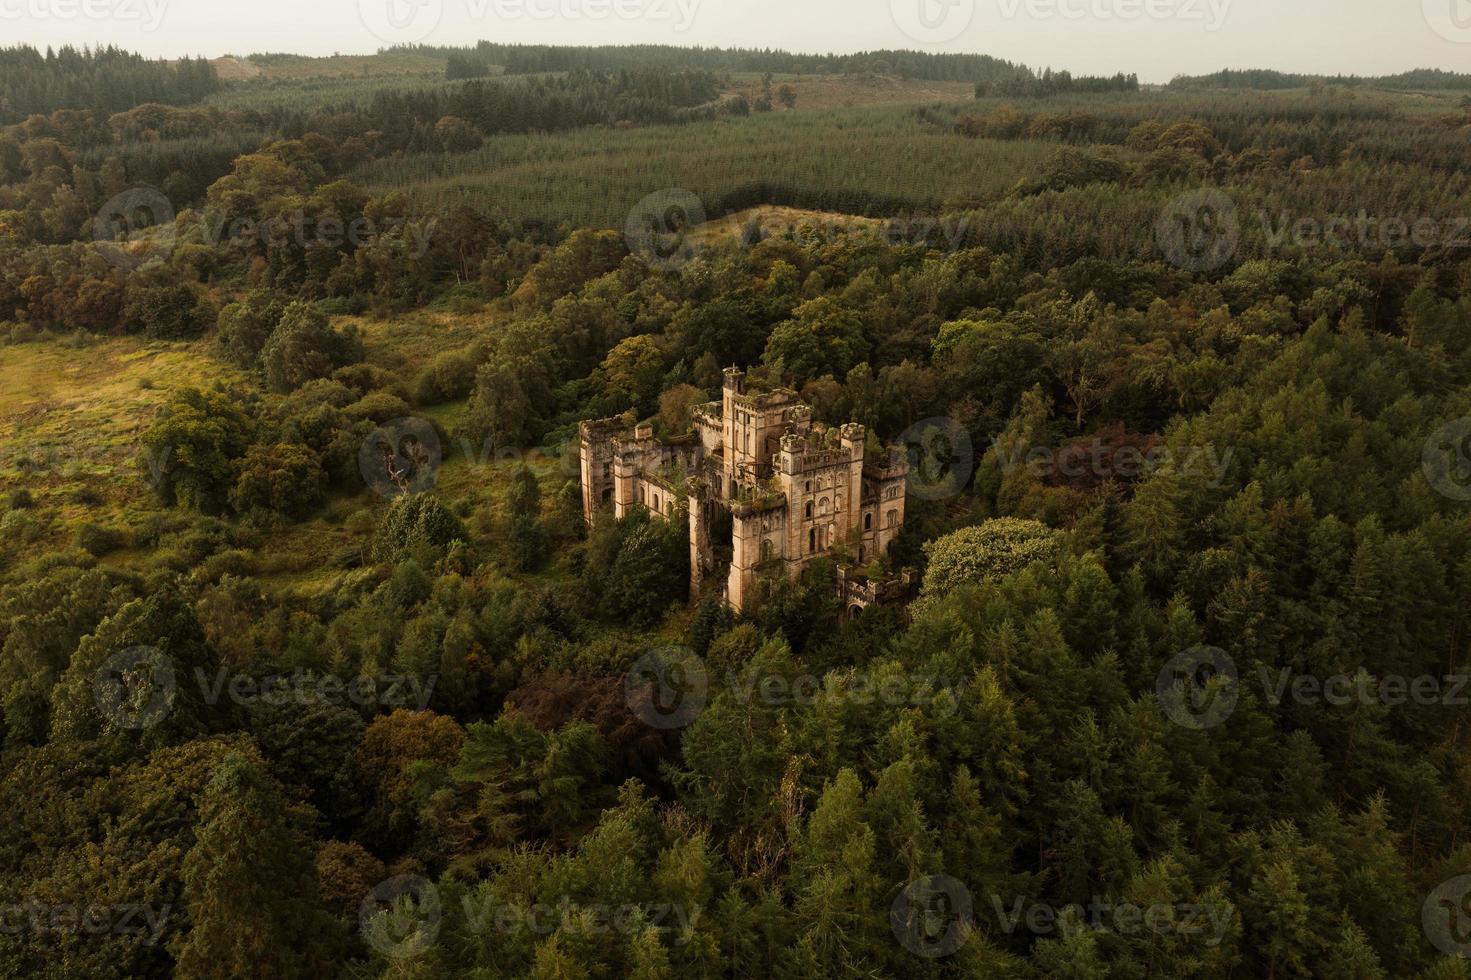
[174,753,340,978]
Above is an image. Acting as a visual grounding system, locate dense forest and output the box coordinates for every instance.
[2,38,1471,980]
[397,42,1033,83]
[1168,67,1471,92]
[0,45,219,124]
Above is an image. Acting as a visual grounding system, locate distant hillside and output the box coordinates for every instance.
[1170,67,1471,91]
[389,42,1030,84]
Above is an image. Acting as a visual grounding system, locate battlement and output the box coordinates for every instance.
[581,369,910,614]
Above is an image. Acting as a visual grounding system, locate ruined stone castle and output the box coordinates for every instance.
[579,368,913,614]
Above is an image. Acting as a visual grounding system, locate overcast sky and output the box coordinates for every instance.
[9,0,1471,84]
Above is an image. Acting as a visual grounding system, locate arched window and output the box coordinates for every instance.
[666,502,674,516]
[804,502,813,519]
[761,539,773,561]
[804,481,811,493]
[808,528,816,553]
[887,510,898,528]
[652,493,660,511]
[818,497,830,515]
[864,513,872,531]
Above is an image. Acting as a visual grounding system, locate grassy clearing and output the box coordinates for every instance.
[0,336,246,560]
[0,336,244,511]
[235,51,449,80]
[347,308,505,380]
[685,205,883,248]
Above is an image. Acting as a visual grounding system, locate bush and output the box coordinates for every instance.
[229,442,328,518]
[75,523,126,557]
[216,289,287,368]
[261,302,361,393]
[412,348,479,405]
[123,280,211,339]
[371,493,468,564]
[344,392,414,425]
[138,387,257,514]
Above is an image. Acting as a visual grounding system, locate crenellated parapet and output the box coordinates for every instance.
[580,369,912,615]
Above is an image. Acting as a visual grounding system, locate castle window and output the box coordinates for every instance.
[805,481,811,493]
[804,502,813,519]
[761,539,773,561]
[818,497,830,515]
[667,502,674,516]
[887,510,898,528]
[653,493,660,511]
[809,528,816,553]
[859,546,866,563]
[864,513,872,531]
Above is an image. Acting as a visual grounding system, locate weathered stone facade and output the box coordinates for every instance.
[579,368,912,614]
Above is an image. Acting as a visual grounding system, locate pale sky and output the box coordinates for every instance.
[5,0,1470,84]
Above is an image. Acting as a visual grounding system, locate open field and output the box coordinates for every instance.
[0,337,244,544]
[202,74,465,111]
[229,50,450,80]
[683,205,883,247]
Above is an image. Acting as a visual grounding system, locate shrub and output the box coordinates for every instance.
[344,392,413,425]
[75,523,126,557]
[412,348,479,405]
[123,280,211,339]
[138,387,257,514]
[216,289,287,368]
[261,302,361,393]
[371,493,468,564]
[229,442,328,518]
